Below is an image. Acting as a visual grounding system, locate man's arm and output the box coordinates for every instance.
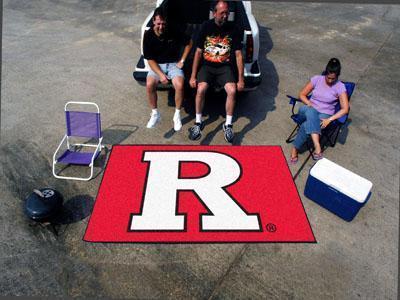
[177,39,193,69]
[190,48,203,88]
[235,50,245,92]
[147,60,169,84]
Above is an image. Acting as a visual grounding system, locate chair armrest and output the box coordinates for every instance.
[286,95,301,115]
[53,135,68,162]
[286,95,301,105]
[89,137,103,167]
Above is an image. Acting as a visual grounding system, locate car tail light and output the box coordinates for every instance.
[245,33,253,63]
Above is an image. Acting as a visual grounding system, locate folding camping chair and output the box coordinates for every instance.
[285,81,355,152]
[52,102,103,181]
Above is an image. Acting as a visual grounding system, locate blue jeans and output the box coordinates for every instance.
[292,106,331,149]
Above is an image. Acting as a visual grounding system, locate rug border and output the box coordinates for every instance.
[83,144,317,244]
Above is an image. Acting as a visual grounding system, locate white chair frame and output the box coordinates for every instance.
[52,101,104,181]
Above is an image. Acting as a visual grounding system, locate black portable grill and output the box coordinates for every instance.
[24,188,63,234]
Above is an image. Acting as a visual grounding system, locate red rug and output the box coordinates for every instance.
[84,145,315,243]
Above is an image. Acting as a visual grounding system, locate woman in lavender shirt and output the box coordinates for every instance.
[290,58,349,163]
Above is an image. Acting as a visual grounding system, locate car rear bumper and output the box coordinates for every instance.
[133,56,261,91]
[133,72,261,91]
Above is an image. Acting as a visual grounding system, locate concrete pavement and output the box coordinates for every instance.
[1,1,399,298]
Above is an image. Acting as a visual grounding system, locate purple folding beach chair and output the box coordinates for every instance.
[52,102,103,181]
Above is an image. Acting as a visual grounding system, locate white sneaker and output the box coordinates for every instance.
[173,113,182,131]
[146,112,161,128]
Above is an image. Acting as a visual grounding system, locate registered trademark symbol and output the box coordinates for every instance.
[266,223,277,232]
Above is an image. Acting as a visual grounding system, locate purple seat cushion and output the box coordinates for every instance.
[57,150,100,165]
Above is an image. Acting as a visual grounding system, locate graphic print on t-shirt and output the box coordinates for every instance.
[203,35,232,63]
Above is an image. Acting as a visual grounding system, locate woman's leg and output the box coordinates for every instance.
[303,107,324,154]
[292,122,307,157]
[310,133,321,154]
[292,106,333,157]
[312,112,332,154]
[292,106,319,155]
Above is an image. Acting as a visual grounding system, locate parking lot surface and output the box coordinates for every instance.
[1,1,399,298]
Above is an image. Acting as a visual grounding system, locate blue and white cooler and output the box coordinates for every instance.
[304,158,373,221]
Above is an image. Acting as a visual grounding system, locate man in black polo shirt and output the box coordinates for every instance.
[189,0,244,143]
[143,8,192,131]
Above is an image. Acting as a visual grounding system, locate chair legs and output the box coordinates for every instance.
[286,124,342,154]
[52,139,103,181]
[321,124,342,148]
[328,125,341,147]
[285,125,299,143]
[52,162,95,181]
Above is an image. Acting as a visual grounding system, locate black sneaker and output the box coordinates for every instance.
[222,124,234,143]
[188,122,204,140]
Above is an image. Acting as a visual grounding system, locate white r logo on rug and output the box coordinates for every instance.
[130,151,260,231]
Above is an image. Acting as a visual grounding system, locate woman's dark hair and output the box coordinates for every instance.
[152,7,167,22]
[325,58,341,77]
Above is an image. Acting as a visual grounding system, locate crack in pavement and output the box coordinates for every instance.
[207,244,250,300]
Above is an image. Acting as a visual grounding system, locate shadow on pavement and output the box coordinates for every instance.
[53,194,95,225]
[0,140,79,201]
[102,124,139,145]
[337,118,351,145]
[233,25,278,145]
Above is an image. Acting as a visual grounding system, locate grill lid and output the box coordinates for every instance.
[25,188,63,221]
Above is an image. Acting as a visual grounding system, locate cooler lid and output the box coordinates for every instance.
[310,158,373,203]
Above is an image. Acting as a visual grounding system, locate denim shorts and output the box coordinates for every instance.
[147,62,184,81]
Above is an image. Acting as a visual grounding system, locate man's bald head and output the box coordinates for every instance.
[214,1,229,12]
[213,1,229,26]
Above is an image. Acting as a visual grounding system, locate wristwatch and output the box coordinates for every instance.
[180,59,185,64]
